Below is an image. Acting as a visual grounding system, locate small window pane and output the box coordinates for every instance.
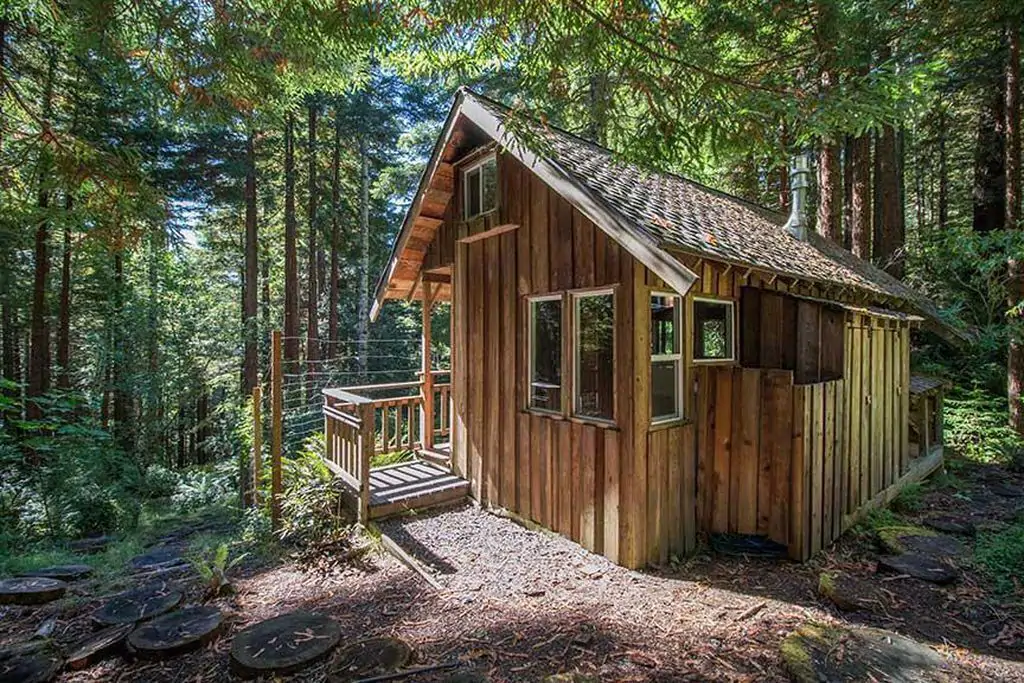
[530,299,562,411]
[575,294,614,420]
[694,300,735,361]
[651,295,678,356]
[466,167,482,218]
[481,157,497,212]
[651,359,679,420]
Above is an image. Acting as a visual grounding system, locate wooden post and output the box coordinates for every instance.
[420,283,435,450]
[270,330,283,530]
[251,384,262,507]
[358,402,374,523]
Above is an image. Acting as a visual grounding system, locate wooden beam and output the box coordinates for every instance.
[457,223,519,244]
[420,282,435,450]
[422,271,452,284]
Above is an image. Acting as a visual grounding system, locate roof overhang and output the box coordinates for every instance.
[371,90,698,321]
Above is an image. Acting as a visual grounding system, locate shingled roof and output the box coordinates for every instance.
[375,88,963,342]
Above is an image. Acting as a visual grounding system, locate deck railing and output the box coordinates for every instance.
[322,372,451,520]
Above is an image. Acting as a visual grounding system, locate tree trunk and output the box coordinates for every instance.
[243,130,258,394]
[850,133,872,260]
[306,101,320,380]
[57,193,71,389]
[842,136,853,249]
[778,123,790,213]
[1006,16,1023,434]
[873,124,905,277]
[283,111,300,373]
[357,136,370,377]
[817,142,842,242]
[28,48,57,419]
[112,249,131,451]
[938,108,949,232]
[327,105,341,358]
[974,75,1007,233]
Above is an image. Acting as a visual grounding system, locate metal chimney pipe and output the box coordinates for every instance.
[784,151,811,241]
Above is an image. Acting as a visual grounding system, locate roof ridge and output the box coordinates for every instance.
[462,87,788,223]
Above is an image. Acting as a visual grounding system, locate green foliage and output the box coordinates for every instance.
[975,516,1024,595]
[189,542,247,599]
[276,434,350,544]
[171,461,238,513]
[945,387,1024,465]
[891,483,924,514]
[371,449,415,468]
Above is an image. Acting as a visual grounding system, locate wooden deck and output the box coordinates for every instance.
[367,460,469,520]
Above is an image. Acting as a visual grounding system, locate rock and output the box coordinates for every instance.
[990,482,1024,498]
[0,577,68,605]
[877,526,965,558]
[921,515,976,536]
[781,623,954,682]
[0,640,62,683]
[19,564,93,581]
[65,624,133,669]
[230,611,342,679]
[818,572,875,612]
[544,675,599,683]
[127,605,223,659]
[92,584,183,627]
[876,526,936,554]
[329,636,414,682]
[877,554,959,584]
[129,547,184,571]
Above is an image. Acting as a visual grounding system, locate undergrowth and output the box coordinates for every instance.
[945,387,1024,464]
[975,516,1024,596]
[371,449,415,468]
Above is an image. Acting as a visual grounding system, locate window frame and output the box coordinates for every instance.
[527,293,564,415]
[650,291,684,424]
[692,296,737,364]
[571,287,617,425]
[461,153,498,220]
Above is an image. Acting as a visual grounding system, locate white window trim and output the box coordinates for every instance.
[462,153,497,220]
[651,291,684,424]
[692,296,737,363]
[571,288,616,424]
[528,293,563,414]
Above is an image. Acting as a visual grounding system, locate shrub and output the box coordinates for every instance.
[140,464,181,499]
[944,387,1024,465]
[277,434,350,544]
[975,516,1024,595]
[172,460,237,512]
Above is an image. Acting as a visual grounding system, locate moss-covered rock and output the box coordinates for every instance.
[781,622,954,683]
[876,525,937,554]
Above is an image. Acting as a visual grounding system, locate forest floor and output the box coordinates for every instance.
[3,452,1024,682]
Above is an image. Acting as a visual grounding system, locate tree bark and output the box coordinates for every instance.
[57,192,71,389]
[112,249,131,451]
[357,136,370,377]
[938,108,949,232]
[850,133,872,260]
[28,47,57,419]
[327,104,341,358]
[817,142,842,242]
[778,123,790,213]
[243,129,258,394]
[873,124,905,277]
[283,111,300,373]
[1006,15,1023,434]
[842,136,853,249]
[306,101,319,376]
[974,74,1007,233]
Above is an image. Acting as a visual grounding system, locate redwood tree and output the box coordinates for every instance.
[242,129,258,395]
[305,100,319,372]
[1006,14,1023,434]
[873,124,904,277]
[850,133,872,260]
[283,112,299,372]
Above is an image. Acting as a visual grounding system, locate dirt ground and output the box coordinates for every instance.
[3,456,1024,682]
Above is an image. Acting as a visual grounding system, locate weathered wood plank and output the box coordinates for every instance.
[789,386,809,561]
[681,422,697,554]
[810,383,824,556]
[485,237,500,504]
[531,175,550,293]
[580,424,597,551]
[736,368,761,535]
[822,381,836,547]
[500,232,517,510]
[712,366,733,533]
[764,370,793,546]
[469,242,484,499]
[603,428,620,563]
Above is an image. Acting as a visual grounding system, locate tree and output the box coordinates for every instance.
[283,112,300,373]
[1007,12,1023,433]
[242,129,258,395]
[306,99,320,375]
[850,133,872,259]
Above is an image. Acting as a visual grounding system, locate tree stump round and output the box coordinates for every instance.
[127,605,223,660]
[329,636,413,682]
[129,547,185,571]
[0,577,67,606]
[230,612,342,679]
[877,554,959,584]
[19,565,93,582]
[0,641,62,683]
[65,623,133,670]
[92,584,183,627]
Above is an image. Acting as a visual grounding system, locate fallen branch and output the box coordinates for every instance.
[735,601,767,621]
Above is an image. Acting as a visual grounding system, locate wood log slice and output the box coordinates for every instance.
[0,578,67,605]
[230,611,342,679]
[877,554,959,585]
[329,637,413,682]
[92,584,183,627]
[0,641,62,683]
[19,564,93,581]
[129,547,184,571]
[65,624,134,670]
[127,605,223,660]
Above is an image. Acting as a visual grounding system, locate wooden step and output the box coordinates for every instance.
[416,447,452,466]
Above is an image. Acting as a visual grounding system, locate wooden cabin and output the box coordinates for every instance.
[324,88,961,569]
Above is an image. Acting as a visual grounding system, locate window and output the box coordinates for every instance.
[573,290,615,421]
[651,293,682,421]
[462,155,497,219]
[529,296,562,412]
[693,298,735,362]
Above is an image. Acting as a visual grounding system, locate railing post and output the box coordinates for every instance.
[324,392,334,470]
[420,283,435,450]
[251,384,262,507]
[358,402,374,523]
[270,330,283,530]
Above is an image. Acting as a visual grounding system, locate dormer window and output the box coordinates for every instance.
[463,155,497,219]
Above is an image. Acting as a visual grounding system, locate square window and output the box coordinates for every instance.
[529,296,562,411]
[651,293,682,421]
[463,155,497,219]
[573,291,615,421]
[693,298,735,362]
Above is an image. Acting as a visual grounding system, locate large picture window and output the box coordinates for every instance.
[651,293,682,421]
[573,290,615,421]
[462,155,497,220]
[529,295,562,412]
[693,298,736,362]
